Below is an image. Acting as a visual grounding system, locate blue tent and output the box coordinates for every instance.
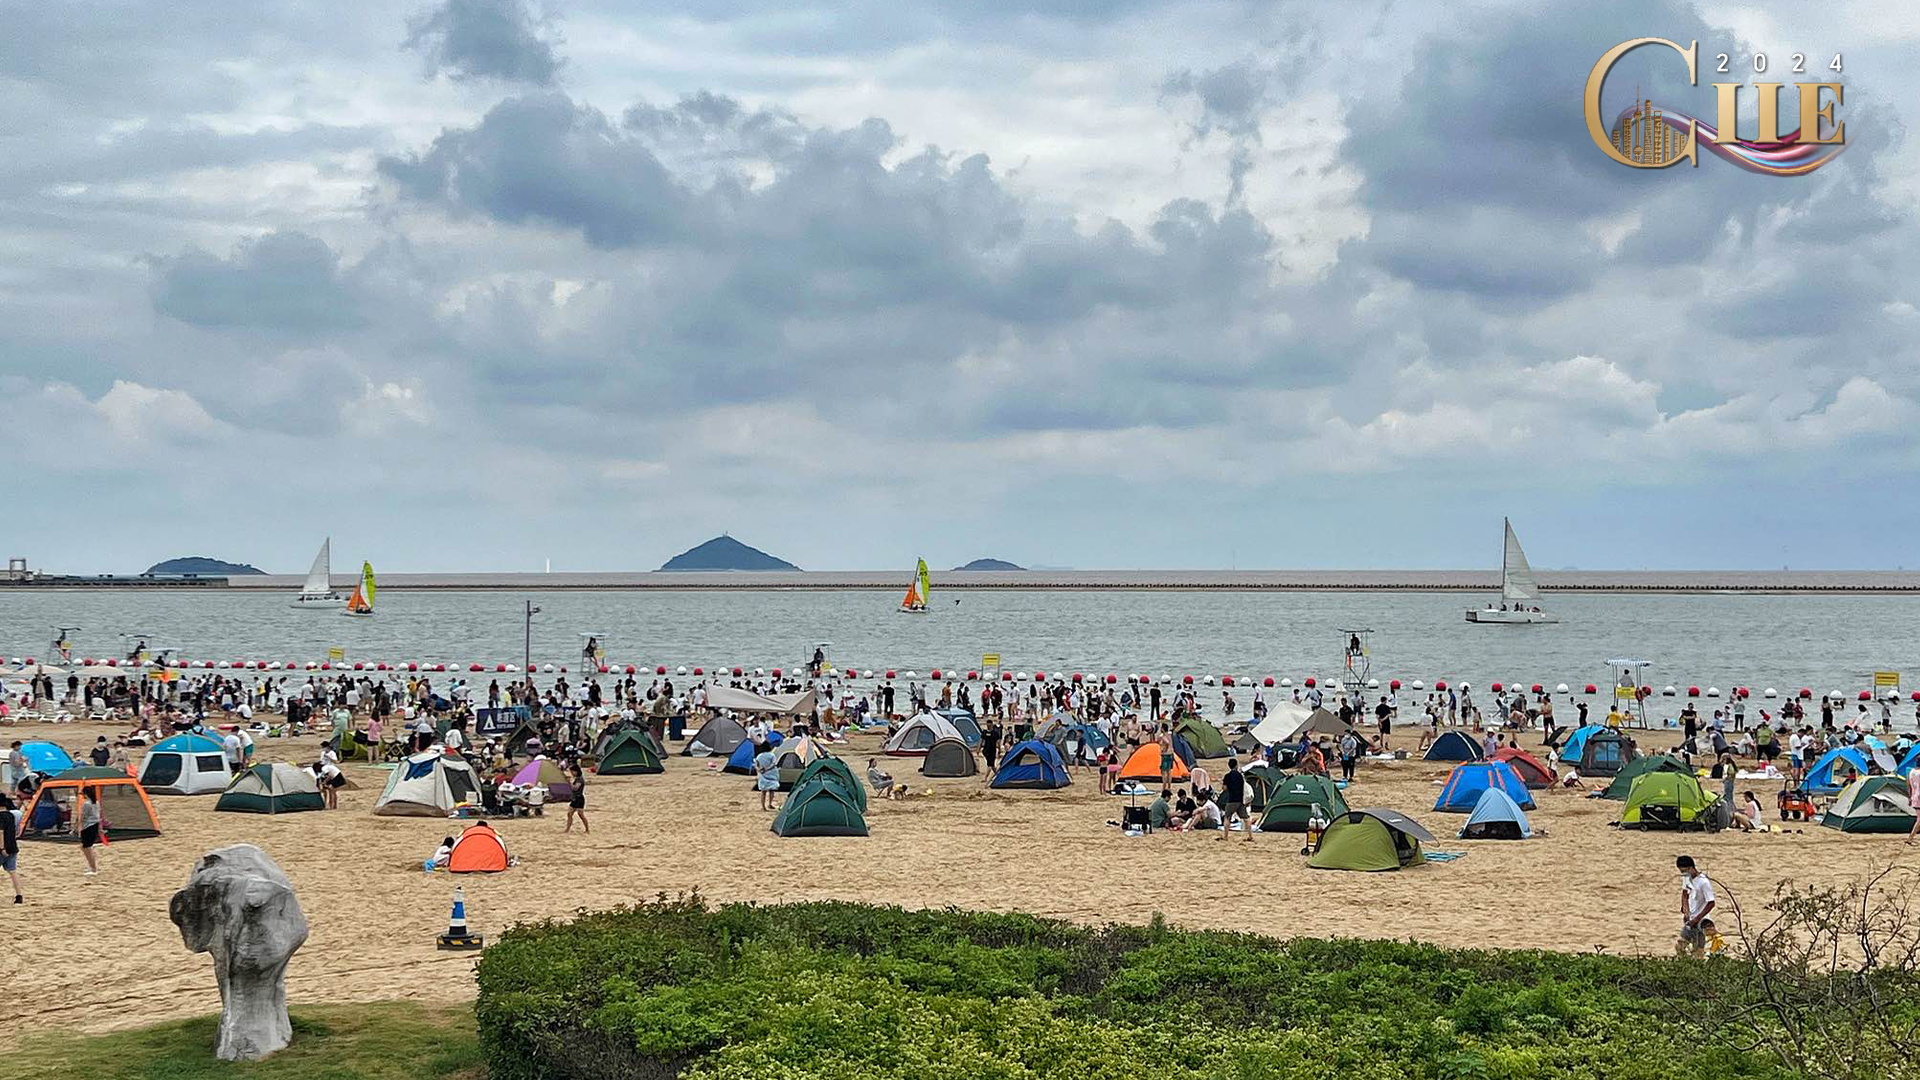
[19,741,75,774]
[936,708,983,747]
[1558,724,1609,763]
[1170,732,1196,768]
[1897,743,1920,776]
[1460,787,1533,839]
[989,739,1071,789]
[1066,722,1111,752]
[1424,731,1482,762]
[1434,761,1535,813]
[724,740,758,775]
[151,733,224,755]
[1806,746,1872,795]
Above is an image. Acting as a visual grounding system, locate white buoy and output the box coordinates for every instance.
[1279,677,1293,687]
[1555,683,1570,694]
[1706,686,1720,697]
[1366,678,1379,689]
[1763,687,1777,698]
[1203,675,1216,686]
[1662,685,1677,696]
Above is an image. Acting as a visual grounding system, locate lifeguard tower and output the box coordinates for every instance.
[1606,658,1652,728]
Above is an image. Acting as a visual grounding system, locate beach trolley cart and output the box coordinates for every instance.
[1606,659,1652,728]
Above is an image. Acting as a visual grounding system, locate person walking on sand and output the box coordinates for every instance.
[1675,855,1715,956]
[564,762,589,834]
[0,793,21,903]
[78,787,102,877]
[1220,759,1253,843]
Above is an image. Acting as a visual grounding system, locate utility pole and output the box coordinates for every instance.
[523,601,541,675]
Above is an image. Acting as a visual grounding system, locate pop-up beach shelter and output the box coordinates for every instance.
[1618,771,1717,829]
[1459,788,1532,839]
[510,757,572,802]
[1424,731,1482,762]
[596,729,665,775]
[18,741,75,776]
[1116,742,1187,784]
[1805,747,1872,795]
[1174,715,1231,759]
[1434,761,1535,813]
[138,733,231,795]
[1258,773,1348,832]
[1490,747,1555,789]
[1598,754,1692,800]
[989,739,1071,789]
[885,712,964,755]
[1308,808,1433,871]
[919,737,978,777]
[215,763,324,813]
[21,769,161,840]
[447,822,510,872]
[1820,775,1914,833]
[1577,731,1632,777]
[772,758,868,836]
[1557,724,1608,764]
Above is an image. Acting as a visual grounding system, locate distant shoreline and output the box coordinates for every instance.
[6,569,1920,593]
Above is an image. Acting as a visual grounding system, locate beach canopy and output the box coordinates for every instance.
[1424,731,1483,763]
[1576,730,1633,777]
[935,708,983,746]
[216,763,323,814]
[990,739,1071,790]
[1174,715,1231,759]
[707,686,816,715]
[448,822,510,872]
[510,757,573,802]
[1490,747,1555,789]
[1116,742,1188,784]
[1558,724,1609,763]
[772,758,868,837]
[374,750,479,816]
[1278,707,1366,745]
[1820,775,1914,833]
[1459,788,1532,840]
[1805,746,1872,795]
[19,740,76,775]
[919,737,978,778]
[1308,808,1432,872]
[1434,762,1535,813]
[596,729,665,775]
[1258,773,1349,832]
[1248,702,1312,746]
[1618,771,1717,829]
[685,715,750,758]
[1598,754,1693,800]
[20,772,161,841]
[138,733,231,795]
[885,712,964,755]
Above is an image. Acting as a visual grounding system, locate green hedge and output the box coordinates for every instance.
[475,899,1789,1080]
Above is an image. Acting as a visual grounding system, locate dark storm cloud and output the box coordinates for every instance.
[404,0,560,85]
[152,231,366,332]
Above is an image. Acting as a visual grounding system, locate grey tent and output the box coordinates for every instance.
[919,737,979,777]
[684,715,749,757]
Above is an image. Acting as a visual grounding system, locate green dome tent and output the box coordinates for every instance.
[1821,775,1915,834]
[1173,715,1231,759]
[791,757,868,813]
[1258,773,1349,832]
[1308,808,1433,872]
[215,763,325,814]
[1244,763,1287,810]
[771,758,868,837]
[596,729,666,775]
[1598,754,1693,800]
[1618,771,1718,829]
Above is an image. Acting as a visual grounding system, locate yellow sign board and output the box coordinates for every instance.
[981,653,1001,668]
[1874,671,1900,687]
[328,647,345,661]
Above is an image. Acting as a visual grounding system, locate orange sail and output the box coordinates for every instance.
[345,583,371,614]
[901,583,920,609]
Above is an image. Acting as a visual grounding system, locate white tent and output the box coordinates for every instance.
[138,733,234,795]
[704,686,816,716]
[1248,702,1313,746]
[373,750,480,816]
[884,712,963,755]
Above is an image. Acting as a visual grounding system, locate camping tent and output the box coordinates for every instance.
[511,758,573,802]
[935,708,983,746]
[1307,808,1432,871]
[1490,747,1555,789]
[1459,788,1532,839]
[374,750,480,816]
[1244,763,1288,810]
[215,763,324,813]
[1557,724,1609,764]
[1576,730,1633,777]
[1597,754,1693,800]
[1805,747,1872,795]
[1174,716,1231,759]
[1116,743,1188,784]
[20,770,161,840]
[18,741,75,775]
[138,733,232,795]
[597,729,665,775]
[919,737,979,777]
[1424,731,1483,762]
[885,712,964,755]
[1248,702,1312,746]
[1434,762,1535,813]
[774,736,831,788]
[772,758,868,836]
[684,715,749,758]
[724,739,761,775]
[448,822,511,872]
[1897,743,1920,776]
[1278,707,1366,745]
[1618,771,1717,829]
[1258,773,1349,832]
[1820,775,1915,833]
[498,719,544,757]
[989,739,1071,789]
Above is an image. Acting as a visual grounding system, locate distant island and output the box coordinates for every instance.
[145,556,265,576]
[659,535,800,572]
[954,558,1024,571]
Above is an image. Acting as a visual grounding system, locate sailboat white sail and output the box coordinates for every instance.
[290,538,349,610]
[1466,518,1556,624]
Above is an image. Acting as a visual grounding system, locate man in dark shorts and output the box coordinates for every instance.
[1375,696,1393,752]
[78,787,102,876]
[0,793,20,902]
[1220,759,1252,843]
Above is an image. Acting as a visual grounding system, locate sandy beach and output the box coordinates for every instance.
[0,718,1905,1045]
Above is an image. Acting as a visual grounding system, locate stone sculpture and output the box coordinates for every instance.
[168,844,309,1061]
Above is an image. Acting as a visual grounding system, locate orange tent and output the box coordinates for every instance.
[447,822,509,873]
[1117,742,1189,784]
[20,768,162,841]
[1491,747,1555,789]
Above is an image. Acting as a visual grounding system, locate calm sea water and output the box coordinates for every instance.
[2,588,1914,703]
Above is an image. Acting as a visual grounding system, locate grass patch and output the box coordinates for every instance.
[10,1001,480,1080]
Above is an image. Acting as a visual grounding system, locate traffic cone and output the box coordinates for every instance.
[436,885,484,950]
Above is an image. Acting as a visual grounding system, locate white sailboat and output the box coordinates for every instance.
[290,538,349,610]
[1465,518,1557,624]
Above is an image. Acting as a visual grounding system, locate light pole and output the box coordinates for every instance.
[523,601,541,676]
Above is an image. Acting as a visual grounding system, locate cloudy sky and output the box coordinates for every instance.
[5,0,1917,573]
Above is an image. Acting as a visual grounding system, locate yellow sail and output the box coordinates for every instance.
[916,558,931,604]
[345,561,375,615]
[362,561,377,607]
